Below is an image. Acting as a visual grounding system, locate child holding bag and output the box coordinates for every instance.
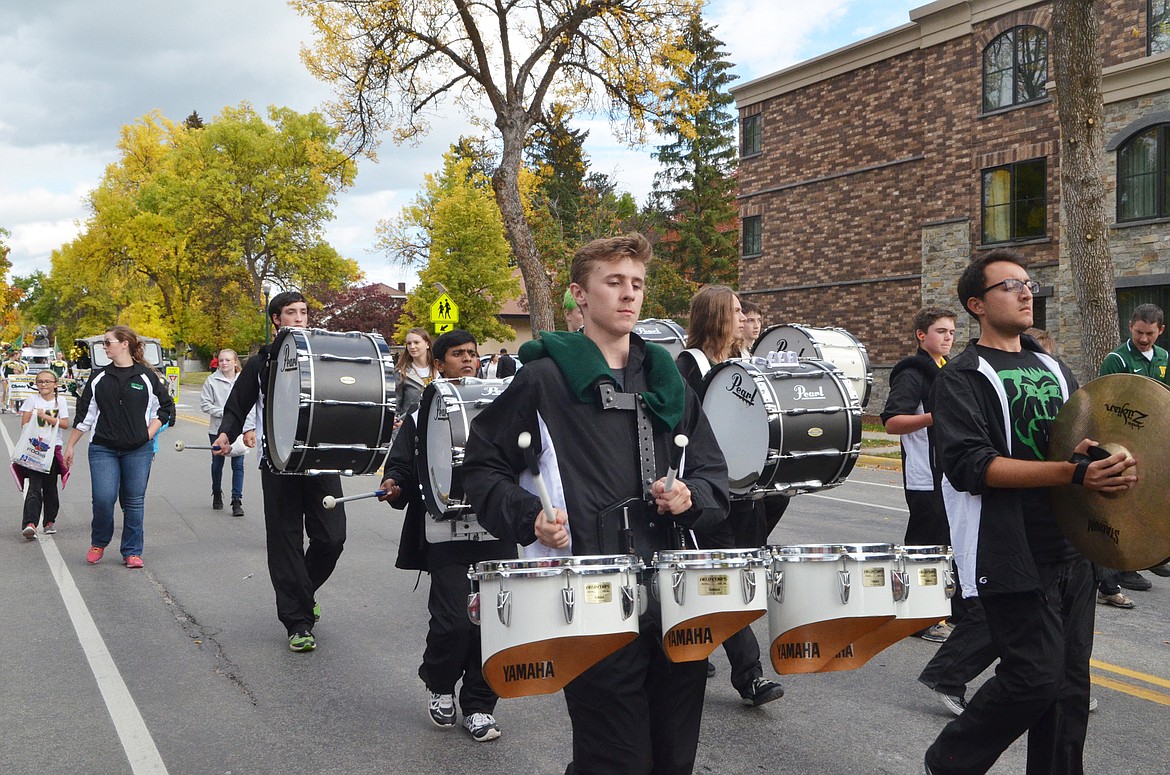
[15,371,70,538]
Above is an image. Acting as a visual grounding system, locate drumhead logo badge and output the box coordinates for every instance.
[793,384,826,401]
[339,376,356,385]
[725,373,758,406]
[282,345,298,372]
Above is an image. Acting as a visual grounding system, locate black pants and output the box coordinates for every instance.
[918,598,996,697]
[925,558,1094,775]
[421,562,497,715]
[563,615,708,775]
[904,489,950,545]
[19,460,61,527]
[260,467,346,635]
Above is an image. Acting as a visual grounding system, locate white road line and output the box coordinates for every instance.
[842,479,904,490]
[3,421,169,774]
[807,492,910,513]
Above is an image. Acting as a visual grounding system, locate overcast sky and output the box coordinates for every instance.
[0,0,921,289]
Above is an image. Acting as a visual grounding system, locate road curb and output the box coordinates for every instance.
[856,454,902,471]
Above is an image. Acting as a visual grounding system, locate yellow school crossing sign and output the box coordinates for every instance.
[430,293,459,334]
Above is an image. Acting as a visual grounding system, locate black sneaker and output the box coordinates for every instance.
[1148,563,1170,578]
[212,491,224,510]
[231,498,244,517]
[428,692,456,728]
[463,712,501,741]
[1118,571,1152,591]
[288,630,316,652]
[740,677,785,707]
[706,662,716,678]
[935,690,966,716]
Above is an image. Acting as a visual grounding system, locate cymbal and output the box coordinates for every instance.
[1049,374,1170,571]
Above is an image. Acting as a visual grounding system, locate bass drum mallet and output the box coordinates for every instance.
[322,491,387,510]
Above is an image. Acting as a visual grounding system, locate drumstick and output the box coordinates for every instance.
[518,432,557,524]
[174,440,221,452]
[664,434,689,492]
[322,490,387,509]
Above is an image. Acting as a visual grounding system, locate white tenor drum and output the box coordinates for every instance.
[468,555,643,698]
[766,543,898,675]
[753,324,873,407]
[653,549,768,663]
[701,357,861,498]
[265,328,395,475]
[417,378,509,542]
[634,319,687,359]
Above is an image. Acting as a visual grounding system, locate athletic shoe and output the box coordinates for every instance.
[1117,571,1152,591]
[43,522,56,535]
[706,662,716,678]
[428,692,456,728]
[212,491,224,510]
[1148,563,1170,578]
[1089,697,1099,713]
[919,622,953,643]
[22,524,37,540]
[1097,592,1136,609]
[124,555,144,569]
[740,677,785,707]
[936,690,966,716]
[86,546,105,564]
[312,599,321,623]
[463,712,501,741]
[231,498,244,517]
[288,630,316,652]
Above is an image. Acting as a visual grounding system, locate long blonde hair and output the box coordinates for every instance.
[396,328,433,375]
[686,286,741,363]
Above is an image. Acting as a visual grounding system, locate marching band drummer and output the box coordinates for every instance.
[462,233,730,775]
[378,329,516,743]
[213,291,347,654]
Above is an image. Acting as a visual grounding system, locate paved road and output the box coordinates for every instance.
[2,386,1167,774]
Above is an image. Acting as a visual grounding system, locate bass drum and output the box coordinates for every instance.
[417,378,511,531]
[752,324,872,407]
[700,357,861,497]
[265,328,395,475]
[634,319,687,359]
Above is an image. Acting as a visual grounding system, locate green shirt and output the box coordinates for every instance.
[1099,339,1170,386]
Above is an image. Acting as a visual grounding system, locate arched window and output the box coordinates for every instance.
[982,26,1048,112]
[1117,125,1170,222]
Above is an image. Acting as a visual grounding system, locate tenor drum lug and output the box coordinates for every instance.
[944,567,957,600]
[671,569,686,606]
[838,569,851,605]
[561,586,576,624]
[621,584,636,620]
[451,447,465,466]
[768,568,785,604]
[741,567,757,605]
[891,569,909,603]
[496,589,511,627]
[467,591,481,626]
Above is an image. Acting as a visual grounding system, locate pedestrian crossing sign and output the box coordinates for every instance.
[430,293,459,324]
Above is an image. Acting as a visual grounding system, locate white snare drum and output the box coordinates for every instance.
[265,328,395,475]
[753,324,873,407]
[653,549,768,663]
[701,357,861,498]
[634,319,687,359]
[468,555,643,698]
[767,543,898,675]
[418,378,509,541]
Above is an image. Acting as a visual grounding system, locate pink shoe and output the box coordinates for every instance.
[86,546,105,564]
[124,555,144,569]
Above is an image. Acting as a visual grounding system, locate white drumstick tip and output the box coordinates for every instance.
[323,495,337,510]
[674,434,689,449]
[174,440,185,452]
[518,431,532,449]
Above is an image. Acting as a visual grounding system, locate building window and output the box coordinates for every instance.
[741,114,761,157]
[982,26,1049,112]
[742,215,762,257]
[1117,285,1170,350]
[981,158,1047,244]
[1117,125,1170,221]
[1151,1,1170,55]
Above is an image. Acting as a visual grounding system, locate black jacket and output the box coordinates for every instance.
[495,353,516,378]
[74,363,175,450]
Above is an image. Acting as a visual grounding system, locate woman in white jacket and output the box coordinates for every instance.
[200,349,247,515]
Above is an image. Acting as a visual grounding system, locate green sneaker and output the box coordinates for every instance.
[288,630,316,652]
[312,599,321,623]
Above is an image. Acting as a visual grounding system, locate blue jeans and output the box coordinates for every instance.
[88,441,155,558]
[209,434,245,499]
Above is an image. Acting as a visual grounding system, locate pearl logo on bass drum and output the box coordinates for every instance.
[724,372,758,406]
[793,384,826,400]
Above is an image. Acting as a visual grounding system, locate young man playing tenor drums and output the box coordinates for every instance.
[214,291,346,653]
[463,233,730,774]
[378,329,516,742]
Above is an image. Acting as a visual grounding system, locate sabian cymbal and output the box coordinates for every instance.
[1049,374,1170,571]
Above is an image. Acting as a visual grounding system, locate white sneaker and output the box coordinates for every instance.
[936,690,966,716]
[463,712,501,741]
[22,524,36,540]
[428,692,455,728]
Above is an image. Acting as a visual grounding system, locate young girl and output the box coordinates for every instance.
[394,328,433,426]
[18,371,70,538]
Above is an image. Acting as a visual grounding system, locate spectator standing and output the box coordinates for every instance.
[200,349,249,516]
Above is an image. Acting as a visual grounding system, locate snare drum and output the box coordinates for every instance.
[417,378,510,540]
[634,319,687,359]
[264,328,395,475]
[468,555,643,698]
[654,549,768,663]
[767,544,898,675]
[817,545,955,673]
[752,324,873,407]
[701,358,861,497]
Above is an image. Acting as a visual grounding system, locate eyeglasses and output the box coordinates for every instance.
[36,380,57,385]
[102,339,119,347]
[981,278,1040,296]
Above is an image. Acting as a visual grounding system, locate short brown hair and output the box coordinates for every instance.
[912,306,956,340]
[570,233,653,288]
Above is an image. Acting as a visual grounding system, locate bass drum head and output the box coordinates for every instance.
[634,319,687,359]
[265,328,306,471]
[418,381,460,517]
[700,361,776,495]
[753,324,872,406]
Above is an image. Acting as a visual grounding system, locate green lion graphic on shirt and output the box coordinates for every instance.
[997,366,1062,460]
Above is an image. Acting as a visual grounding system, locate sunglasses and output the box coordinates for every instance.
[102,339,120,347]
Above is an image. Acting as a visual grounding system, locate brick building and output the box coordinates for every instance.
[731,0,1170,407]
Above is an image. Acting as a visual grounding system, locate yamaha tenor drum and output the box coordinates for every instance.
[468,555,643,698]
[753,324,873,407]
[634,319,687,359]
[701,357,861,498]
[265,328,395,475]
[654,549,767,663]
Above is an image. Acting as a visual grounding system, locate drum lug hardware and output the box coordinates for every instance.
[769,568,784,603]
[621,584,636,620]
[741,567,757,605]
[496,589,512,627]
[671,569,686,606]
[891,569,909,603]
[837,569,851,605]
[467,591,481,626]
[944,568,957,600]
[561,586,576,624]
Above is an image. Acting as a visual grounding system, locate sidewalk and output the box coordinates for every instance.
[859,429,902,470]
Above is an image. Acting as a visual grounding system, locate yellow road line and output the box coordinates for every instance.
[1090,659,1170,690]
[175,412,207,426]
[1090,675,1170,707]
